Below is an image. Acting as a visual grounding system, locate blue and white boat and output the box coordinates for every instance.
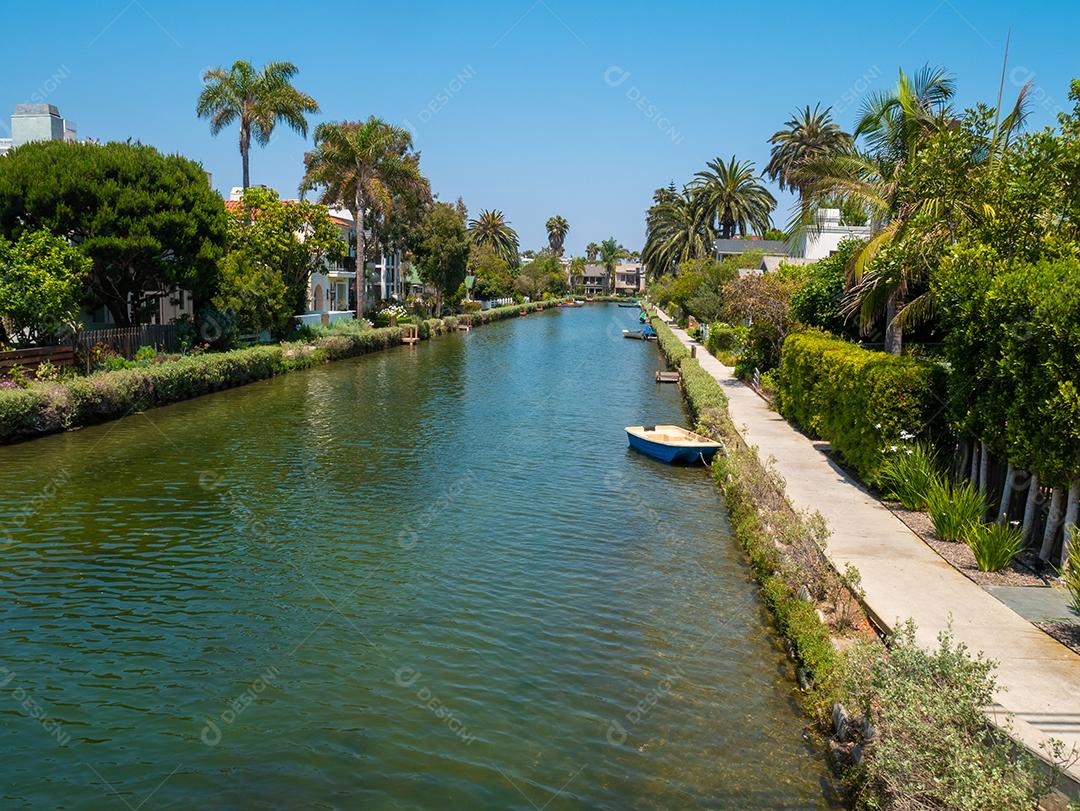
[625,425,722,464]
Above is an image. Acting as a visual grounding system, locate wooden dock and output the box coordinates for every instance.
[655,371,680,384]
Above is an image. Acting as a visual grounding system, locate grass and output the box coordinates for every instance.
[927,478,988,543]
[877,442,941,510]
[968,522,1024,572]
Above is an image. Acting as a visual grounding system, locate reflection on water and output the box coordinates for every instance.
[0,305,834,808]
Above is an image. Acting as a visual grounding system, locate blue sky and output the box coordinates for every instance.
[3,0,1079,254]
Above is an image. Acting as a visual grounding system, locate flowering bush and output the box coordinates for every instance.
[374,304,408,327]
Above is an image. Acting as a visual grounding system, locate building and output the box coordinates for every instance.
[714,238,790,263]
[793,208,871,261]
[0,103,77,156]
[579,264,607,295]
[612,261,645,295]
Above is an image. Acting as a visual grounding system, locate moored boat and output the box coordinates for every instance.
[622,326,656,340]
[625,425,722,464]
[617,302,639,308]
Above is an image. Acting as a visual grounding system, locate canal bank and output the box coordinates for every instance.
[651,308,1080,804]
[0,304,835,808]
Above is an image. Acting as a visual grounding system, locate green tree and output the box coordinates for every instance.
[413,202,470,314]
[226,187,346,316]
[598,237,627,294]
[300,117,429,319]
[690,155,776,239]
[642,189,714,277]
[789,238,864,338]
[469,246,515,301]
[212,251,293,338]
[585,241,599,262]
[545,215,569,256]
[468,209,519,266]
[0,140,227,326]
[197,60,319,191]
[0,229,90,346]
[515,252,566,299]
[765,104,853,201]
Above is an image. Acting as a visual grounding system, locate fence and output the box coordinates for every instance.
[76,324,180,360]
[0,345,76,375]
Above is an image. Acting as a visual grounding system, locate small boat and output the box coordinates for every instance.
[617,302,640,308]
[622,327,656,340]
[625,425,722,464]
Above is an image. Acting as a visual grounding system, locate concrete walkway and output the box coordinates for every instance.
[657,312,1080,782]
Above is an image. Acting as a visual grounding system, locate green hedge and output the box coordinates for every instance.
[0,327,402,443]
[777,332,946,483]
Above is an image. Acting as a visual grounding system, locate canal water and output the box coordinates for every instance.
[0,305,833,809]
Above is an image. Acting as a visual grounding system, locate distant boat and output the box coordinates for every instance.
[622,327,656,340]
[617,302,640,308]
[625,425,722,464]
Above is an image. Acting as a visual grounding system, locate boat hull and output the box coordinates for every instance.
[626,431,720,464]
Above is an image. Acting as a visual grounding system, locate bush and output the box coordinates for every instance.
[1058,534,1080,615]
[844,622,1046,810]
[877,442,942,509]
[705,322,745,354]
[649,315,691,364]
[927,479,987,542]
[777,333,946,483]
[968,523,1024,572]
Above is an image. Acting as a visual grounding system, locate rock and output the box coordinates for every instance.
[796,667,810,690]
[861,717,876,741]
[816,608,828,624]
[832,702,852,742]
[851,742,865,766]
[797,584,812,602]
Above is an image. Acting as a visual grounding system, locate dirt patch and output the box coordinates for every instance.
[886,503,1047,588]
[1035,621,1080,656]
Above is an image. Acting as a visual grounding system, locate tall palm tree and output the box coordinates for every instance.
[585,242,599,262]
[796,65,1029,354]
[598,237,627,295]
[300,117,429,320]
[642,189,714,278]
[690,156,776,239]
[765,104,853,201]
[545,215,569,256]
[197,60,319,190]
[468,210,519,265]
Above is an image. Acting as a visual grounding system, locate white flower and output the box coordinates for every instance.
[889,445,898,452]
[905,448,914,455]
[899,430,914,441]
[874,423,882,429]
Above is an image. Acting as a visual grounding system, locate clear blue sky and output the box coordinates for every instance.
[3,0,1079,254]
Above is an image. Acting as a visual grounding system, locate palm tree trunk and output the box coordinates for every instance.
[354,191,366,321]
[1060,480,1079,568]
[1039,487,1066,562]
[884,288,903,355]
[240,124,250,190]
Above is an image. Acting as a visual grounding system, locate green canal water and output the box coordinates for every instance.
[0,305,834,809]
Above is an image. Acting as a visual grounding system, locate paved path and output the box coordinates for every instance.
[657,312,1080,781]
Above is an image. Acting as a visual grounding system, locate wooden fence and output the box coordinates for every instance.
[0,345,76,375]
[76,324,180,359]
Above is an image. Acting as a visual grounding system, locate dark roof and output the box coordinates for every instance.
[714,239,789,256]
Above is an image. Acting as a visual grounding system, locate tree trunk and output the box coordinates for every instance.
[1060,480,1080,568]
[978,441,989,495]
[1021,472,1041,543]
[969,440,979,485]
[884,288,903,355]
[240,124,250,190]
[957,440,970,484]
[354,190,366,321]
[1039,487,1066,562]
[997,463,1015,524]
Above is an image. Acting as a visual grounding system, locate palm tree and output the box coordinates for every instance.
[197,60,319,190]
[598,237,627,295]
[690,156,776,239]
[585,242,599,262]
[765,104,853,201]
[468,210,519,265]
[546,215,569,256]
[300,117,429,320]
[642,189,714,278]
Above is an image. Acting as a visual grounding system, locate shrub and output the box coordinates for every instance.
[968,523,1024,572]
[876,442,942,509]
[777,333,946,483]
[843,622,1045,810]
[649,315,691,364]
[705,322,745,355]
[1058,534,1080,615]
[927,479,987,542]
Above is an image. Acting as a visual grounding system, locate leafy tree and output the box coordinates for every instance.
[690,155,776,239]
[197,60,319,191]
[413,202,470,314]
[468,209,519,265]
[301,117,429,319]
[515,252,566,299]
[469,246,515,301]
[545,215,569,256]
[0,140,227,326]
[585,241,599,262]
[226,187,346,317]
[789,238,864,338]
[0,229,90,346]
[765,104,853,201]
[211,250,293,338]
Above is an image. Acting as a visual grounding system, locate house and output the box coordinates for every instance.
[612,261,645,294]
[793,208,871,261]
[579,264,607,295]
[714,237,790,263]
[0,103,77,156]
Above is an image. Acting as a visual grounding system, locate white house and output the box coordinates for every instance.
[794,208,871,261]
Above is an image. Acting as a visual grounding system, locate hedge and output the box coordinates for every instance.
[777,332,946,483]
